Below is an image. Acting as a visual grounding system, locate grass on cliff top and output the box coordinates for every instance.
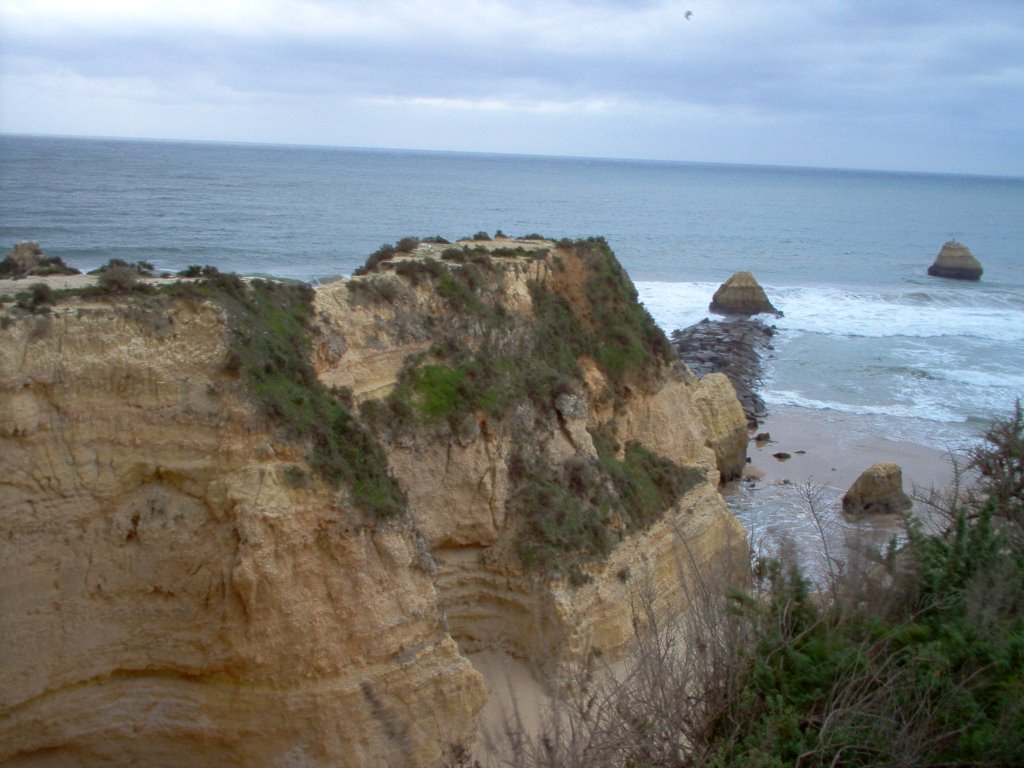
[574,236,677,394]
[166,273,406,519]
[360,237,675,437]
[348,237,687,573]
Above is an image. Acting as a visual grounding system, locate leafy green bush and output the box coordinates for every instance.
[513,425,702,578]
[15,283,54,313]
[97,266,147,293]
[493,407,1024,767]
[178,264,221,278]
[396,236,420,253]
[354,243,397,276]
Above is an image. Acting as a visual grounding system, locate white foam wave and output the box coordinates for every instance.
[764,390,964,424]
[637,281,721,331]
[637,280,1024,343]
[771,285,1024,342]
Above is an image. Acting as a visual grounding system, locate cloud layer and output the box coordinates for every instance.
[2,0,1023,174]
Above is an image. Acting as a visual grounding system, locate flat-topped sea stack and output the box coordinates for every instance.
[927,241,983,281]
[709,271,780,316]
[0,236,748,766]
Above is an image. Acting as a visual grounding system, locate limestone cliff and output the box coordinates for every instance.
[314,238,748,665]
[0,296,483,767]
[0,237,747,765]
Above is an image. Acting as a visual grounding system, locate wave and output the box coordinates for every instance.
[637,280,1024,343]
[764,390,965,424]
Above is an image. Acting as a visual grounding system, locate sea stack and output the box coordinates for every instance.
[709,271,780,316]
[842,462,913,517]
[927,241,983,281]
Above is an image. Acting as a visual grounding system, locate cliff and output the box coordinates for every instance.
[0,237,747,766]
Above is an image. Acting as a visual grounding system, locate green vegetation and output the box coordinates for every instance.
[354,243,398,275]
[178,264,223,278]
[80,258,158,293]
[350,238,687,573]
[0,248,79,278]
[168,274,406,519]
[13,283,54,313]
[489,405,1024,767]
[514,426,703,579]
[707,405,1024,767]
[363,238,673,435]
[577,237,677,394]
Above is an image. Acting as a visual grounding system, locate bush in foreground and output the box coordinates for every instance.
[479,405,1024,767]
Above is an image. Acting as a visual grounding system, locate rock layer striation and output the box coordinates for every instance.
[927,241,983,280]
[1,237,748,766]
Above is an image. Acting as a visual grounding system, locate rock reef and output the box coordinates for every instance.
[927,241,983,281]
[709,271,780,316]
[672,318,775,428]
[0,237,748,766]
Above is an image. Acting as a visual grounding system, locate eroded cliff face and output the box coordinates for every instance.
[0,237,748,765]
[314,239,748,665]
[0,298,483,767]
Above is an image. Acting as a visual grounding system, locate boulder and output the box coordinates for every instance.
[709,272,780,316]
[927,241,983,281]
[842,462,913,516]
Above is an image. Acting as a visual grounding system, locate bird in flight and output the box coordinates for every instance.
[685,10,693,20]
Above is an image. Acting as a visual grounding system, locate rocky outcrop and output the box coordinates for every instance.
[692,373,749,481]
[842,462,913,516]
[0,241,79,278]
[709,271,780,316]
[317,239,748,665]
[672,318,774,427]
[927,241,983,280]
[0,297,483,767]
[1,237,748,765]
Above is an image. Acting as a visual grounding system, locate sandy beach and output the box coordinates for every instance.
[743,404,966,494]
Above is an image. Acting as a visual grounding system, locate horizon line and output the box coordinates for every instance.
[3,130,1023,184]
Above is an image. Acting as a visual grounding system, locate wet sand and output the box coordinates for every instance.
[743,404,966,495]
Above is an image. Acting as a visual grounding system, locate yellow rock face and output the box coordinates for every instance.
[709,270,779,316]
[0,298,483,767]
[692,373,750,481]
[315,244,749,666]
[1,240,749,764]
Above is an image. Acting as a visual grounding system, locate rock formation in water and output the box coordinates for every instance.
[927,241,983,281]
[842,462,913,516]
[0,237,748,766]
[672,317,774,429]
[709,271,780,316]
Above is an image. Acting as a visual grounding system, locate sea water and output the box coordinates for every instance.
[3,134,1022,537]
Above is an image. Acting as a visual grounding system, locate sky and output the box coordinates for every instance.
[1,0,1023,176]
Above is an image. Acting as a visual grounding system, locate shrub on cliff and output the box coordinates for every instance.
[492,407,1024,767]
[14,283,54,313]
[354,243,397,275]
[0,242,80,277]
[179,274,406,519]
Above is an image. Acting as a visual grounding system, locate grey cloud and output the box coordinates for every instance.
[2,0,1023,174]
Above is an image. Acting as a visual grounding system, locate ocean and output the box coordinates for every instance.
[3,134,1022,519]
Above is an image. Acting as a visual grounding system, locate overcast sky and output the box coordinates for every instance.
[1,0,1022,176]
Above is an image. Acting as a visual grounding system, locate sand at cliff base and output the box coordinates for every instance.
[743,405,965,493]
